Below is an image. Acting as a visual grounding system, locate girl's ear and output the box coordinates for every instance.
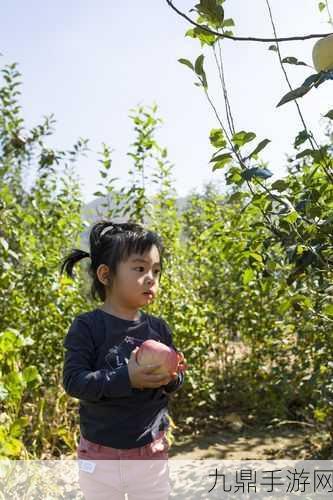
[96,264,112,287]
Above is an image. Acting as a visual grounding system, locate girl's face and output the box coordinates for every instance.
[108,244,161,310]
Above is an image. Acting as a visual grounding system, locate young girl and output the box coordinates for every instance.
[61,220,186,500]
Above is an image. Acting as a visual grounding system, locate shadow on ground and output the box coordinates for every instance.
[169,424,329,460]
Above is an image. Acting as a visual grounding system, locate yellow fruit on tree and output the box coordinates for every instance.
[312,34,333,72]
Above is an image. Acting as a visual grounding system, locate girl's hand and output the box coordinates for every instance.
[160,351,188,386]
[176,351,188,373]
[128,347,171,390]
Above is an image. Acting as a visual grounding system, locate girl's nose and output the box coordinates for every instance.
[146,271,155,283]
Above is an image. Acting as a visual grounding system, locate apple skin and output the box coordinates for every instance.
[136,339,181,377]
[312,34,333,72]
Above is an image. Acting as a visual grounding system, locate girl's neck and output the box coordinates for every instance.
[99,301,141,321]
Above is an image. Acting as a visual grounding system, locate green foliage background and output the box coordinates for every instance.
[0,4,332,458]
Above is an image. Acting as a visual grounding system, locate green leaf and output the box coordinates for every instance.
[201,71,208,89]
[314,408,328,423]
[186,26,217,46]
[197,0,224,25]
[9,417,30,438]
[249,252,263,263]
[295,148,313,159]
[318,1,326,12]
[295,146,328,163]
[241,167,273,180]
[0,238,9,252]
[277,73,325,110]
[243,268,254,285]
[0,329,24,353]
[209,128,227,148]
[278,298,292,314]
[211,153,233,170]
[276,85,311,107]
[324,110,333,120]
[178,58,194,71]
[247,139,271,159]
[271,179,289,192]
[228,191,245,203]
[323,304,333,316]
[283,210,299,224]
[311,146,330,163]
[315,71,333,86]
[185,28,194,37]
[22,366,41,384]
[302,72,323,88]
[2,437,22,457]
[222,18,235,27]
[194,54,205,76]
[210,152,232,163]
[232,130,256,147]
[294,130,311,149]
[225,166,243,185]
[0,383,8,402]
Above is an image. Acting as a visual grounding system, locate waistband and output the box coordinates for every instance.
[77,430,169,460]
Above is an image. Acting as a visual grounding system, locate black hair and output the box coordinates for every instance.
[60,220,164,302]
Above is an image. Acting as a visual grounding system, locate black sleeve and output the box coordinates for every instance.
[63,316,133,402]
[159,318,185,395]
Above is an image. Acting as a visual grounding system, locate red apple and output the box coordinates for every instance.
[136,339,183,377]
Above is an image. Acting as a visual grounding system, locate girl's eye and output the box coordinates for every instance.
[133,267,160,275]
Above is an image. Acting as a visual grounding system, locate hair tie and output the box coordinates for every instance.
[100,225,116,237]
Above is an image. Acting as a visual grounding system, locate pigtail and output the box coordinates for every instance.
[60,248,90,278]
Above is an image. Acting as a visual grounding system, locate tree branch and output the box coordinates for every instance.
[265,0,317,150]
[166,0,333,42]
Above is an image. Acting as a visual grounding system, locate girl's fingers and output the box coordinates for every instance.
[142,372,177,388]
[145,381,166,389]
[143,372,165,382]
[177,352,184,363]
[142,364,162,374]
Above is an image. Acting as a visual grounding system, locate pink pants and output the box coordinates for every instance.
[77,431,170,500]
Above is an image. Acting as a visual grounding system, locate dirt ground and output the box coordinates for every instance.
[169,422,332,460]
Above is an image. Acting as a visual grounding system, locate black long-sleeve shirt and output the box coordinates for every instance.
[63,308,184,449]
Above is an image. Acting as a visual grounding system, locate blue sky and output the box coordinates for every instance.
[1,0,332,203]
